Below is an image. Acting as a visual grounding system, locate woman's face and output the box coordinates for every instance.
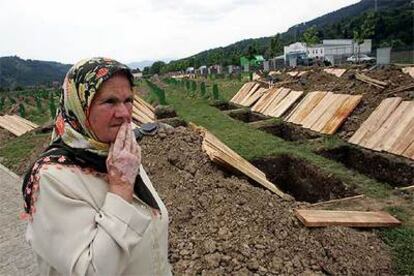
[87,74,133,143]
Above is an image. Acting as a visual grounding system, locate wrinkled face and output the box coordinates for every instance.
[87,74,133,143]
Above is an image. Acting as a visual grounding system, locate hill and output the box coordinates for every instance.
[160,0,412,72]
[0,56,71,89]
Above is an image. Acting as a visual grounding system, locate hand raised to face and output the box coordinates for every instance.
[106,122,141,202]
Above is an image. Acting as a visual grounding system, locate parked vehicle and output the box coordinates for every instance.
[346,54,376,63]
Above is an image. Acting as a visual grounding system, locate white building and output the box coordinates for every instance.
[284,39,372,65]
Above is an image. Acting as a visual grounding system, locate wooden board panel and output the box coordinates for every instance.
[262,88,290,116]
[268,91,303,118]
[238,83,260,106]
[349,97,402,145]
[402,140,414,160]
[241,87,268,107]
[389,115,414,155]
[310,94,349,132]
[378,102,414,152]
[256,88,285,114]
[321,95,363,135]
[4,115,35,133]
[0,117,25,136]
[9,115,38,128]
[294,209,401,228]
[363,101,412,150]
[324,68,347,78]
[251,88,277,113]
[402,67,414,78]
[287,71,299,77]
[231,82,255,104]
[285,91,327,124]
[301,92,336,129]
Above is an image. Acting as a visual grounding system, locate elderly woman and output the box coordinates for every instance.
[21,57,171,275]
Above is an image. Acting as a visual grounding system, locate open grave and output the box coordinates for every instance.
[209,100,239,111]
[251,154,357,203]
[226,109,269,123]
[252,121,321,141]
[318,144,414,188]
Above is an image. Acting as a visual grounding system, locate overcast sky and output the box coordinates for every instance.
[0,0,360,64]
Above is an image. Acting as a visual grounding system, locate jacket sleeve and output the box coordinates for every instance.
[27,166,152,276]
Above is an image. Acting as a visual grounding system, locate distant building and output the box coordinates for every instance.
[196,65,207,76]
[185,67,195,74]
[208,64,223,75]
[284,39,372,65]
[240,55,265,72]
[132,72,143,79]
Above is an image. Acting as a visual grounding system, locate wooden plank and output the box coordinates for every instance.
[9,115,38,128]
[349,97,402,145]
[241,87,268,107]
[285,91,327,124]
[287,71,299,77]
[388,109,414,155]
[321,95,363,135]
[324,68,347,78]
[4,115,35,133]
[230,82,253,104]
[294,209,401,228]
[402,140,414,160]
[301,92,336,129]
[402,67,414,78]
[238,83,260,106]
[311,94,349,132]
[253,87,283,114]
[0,117,25,136]
[262,88,290,116]
[268,91,303,118]
[251,88,276,113]
[364,101,413,150]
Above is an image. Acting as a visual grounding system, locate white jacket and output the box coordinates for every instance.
[26,163,171,276]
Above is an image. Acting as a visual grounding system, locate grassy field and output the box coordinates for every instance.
[137,77,414,275]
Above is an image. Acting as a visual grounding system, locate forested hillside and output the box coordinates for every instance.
[0,56,71,89]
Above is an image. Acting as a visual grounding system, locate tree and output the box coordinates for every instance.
[149,61,166,75]
[353,12,376,60]
[269,34,283,57]
[303,26,320,46]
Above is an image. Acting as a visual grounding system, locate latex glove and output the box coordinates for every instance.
[106,122,141,203]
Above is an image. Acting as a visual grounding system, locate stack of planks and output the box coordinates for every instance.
[191,123,286,198]
[294,209,401,228]
[132,95,156,125]
[323,68,347,78]
[251,87,303,117]
[0,114,38,136]
[349,97,414,160]
[230,82,267,107]
[355,73,388,89]
[285,91,362,135]
[402,67,414,78]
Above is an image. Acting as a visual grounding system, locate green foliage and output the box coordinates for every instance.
[380,227,414,275]
[149,61,166,75]
[18,103,26,118]
[212,84,219,100]
[48,93,57,119]
[191,80,197,92]
[0,97,5,111]
[35,96,43,112]
[8,96,16,104]
[249,72,253,81]
[144,79,167,105]
[185,80,190,91]
[200,82,206,96]
[303,26,320,45]
[269,34,283,57]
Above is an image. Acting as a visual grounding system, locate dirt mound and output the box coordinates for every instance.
[140,126,393,275]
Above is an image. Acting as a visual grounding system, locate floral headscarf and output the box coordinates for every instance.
[53,57,134,155]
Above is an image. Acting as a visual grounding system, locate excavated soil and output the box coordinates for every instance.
[257,121,321,141]
[227,110,269,123]
[140,126,393,275]
[210,101,239,111]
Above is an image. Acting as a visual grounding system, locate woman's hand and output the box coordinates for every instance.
[106,122,141,203]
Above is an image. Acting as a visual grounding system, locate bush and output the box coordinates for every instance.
[212,84,219,100]
[200,82,206,96]
[18,103,26,118]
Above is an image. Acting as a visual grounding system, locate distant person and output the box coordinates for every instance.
[21,57,171,275]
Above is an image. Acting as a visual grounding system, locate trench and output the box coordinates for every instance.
[257,122,321,141]
[227,110,269,123]
[251,154,357,203]
[210,101,239,111]
[318,145,414,188]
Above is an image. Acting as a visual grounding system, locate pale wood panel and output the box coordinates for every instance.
[4,115,36,133]
[402,67,414,78]
[241,87,268,107]
[268,91,303,118]
[285,91,328,124]
[378,102,414,152]
[230,82,253,103]
[301,92,336,129]
[9,115,38,128]
[251,87,278,113]
[321,95,363,135]
[310,94,349,132]
[0,116,26,136]
[402,140,414,160]
[389,115,414,155]
[349,97,402,145]
[262,88,290,116]
[324,68,347,78]
[363,101,412,149]
[257,88,286,114]
[238,83,260,106]
[294,209,401,228]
